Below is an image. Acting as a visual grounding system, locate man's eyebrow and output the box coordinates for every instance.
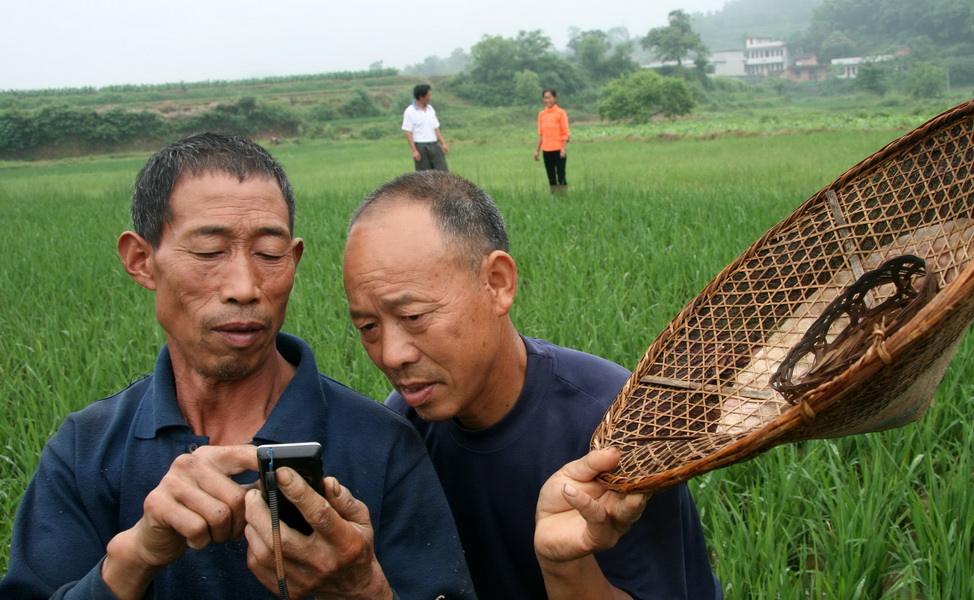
[348,294,427,320]
[188,225,290,238]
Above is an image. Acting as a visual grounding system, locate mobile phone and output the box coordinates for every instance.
[257,442,326,535]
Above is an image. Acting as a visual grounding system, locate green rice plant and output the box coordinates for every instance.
[1,126,971,595]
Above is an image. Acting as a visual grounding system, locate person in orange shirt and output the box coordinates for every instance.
[533,88,571,194]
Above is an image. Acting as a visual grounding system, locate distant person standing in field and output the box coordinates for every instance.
[533,88,570,194]
[402,83,449,171]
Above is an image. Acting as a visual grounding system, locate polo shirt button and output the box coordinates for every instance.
[187,443,199,453]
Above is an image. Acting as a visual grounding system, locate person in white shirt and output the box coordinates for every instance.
[401,83,449,171]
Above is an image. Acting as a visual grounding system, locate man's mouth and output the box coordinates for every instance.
[396,381,436,407]
[212,321,266,348]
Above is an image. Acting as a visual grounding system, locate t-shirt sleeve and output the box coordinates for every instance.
[0,421,118,600]
[596,484,721,599]
[401,108,413,132]
[561,109,570,141]
[372,427,475,598]
[431,108,440,131]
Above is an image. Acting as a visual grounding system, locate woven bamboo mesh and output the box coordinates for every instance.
[592,99,974,493]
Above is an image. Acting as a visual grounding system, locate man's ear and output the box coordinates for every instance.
[483,250,518,317]
[117,231,157,291]
[291,237,304,267]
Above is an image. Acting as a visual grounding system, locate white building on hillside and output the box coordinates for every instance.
[745,38,789,77]
[711,50,746,77]
[831,55,896,78]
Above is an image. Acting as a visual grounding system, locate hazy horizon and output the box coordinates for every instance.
[2,0,728,91]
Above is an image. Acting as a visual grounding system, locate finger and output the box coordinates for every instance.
[165,476,238,544]
[152,498,213,550]
[169,452,249,540]
[561,448,621,483]
[244,520,278,594]
[561,483,608,526]
[277,468,350,541]
[322,477,371,527]
[192,444,260,473]
[603,491,650,527]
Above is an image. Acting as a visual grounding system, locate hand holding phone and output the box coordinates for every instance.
[257,442,325,535]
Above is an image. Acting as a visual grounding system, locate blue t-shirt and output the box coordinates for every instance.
[1,333,474,600]
[387,337,721,599]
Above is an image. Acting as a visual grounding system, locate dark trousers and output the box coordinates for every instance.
[414,142,449,171]
[542,150,567,185]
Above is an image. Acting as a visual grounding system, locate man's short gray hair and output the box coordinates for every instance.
[350,172,509,269]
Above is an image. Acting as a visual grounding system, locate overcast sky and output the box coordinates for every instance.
[1,0,729,91]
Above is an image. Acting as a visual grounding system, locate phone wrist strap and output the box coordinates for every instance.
[265,454,290,600]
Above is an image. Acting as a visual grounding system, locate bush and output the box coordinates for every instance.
[308,104,338,122]
[598,70,695,123]
[905,63,947,99]
[357,124,387,140]
[339,88,381,118]
[513,70,542,105]
[0,104,165,155]
[183,97,301,136]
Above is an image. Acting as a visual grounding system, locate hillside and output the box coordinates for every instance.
[691,0,824,51]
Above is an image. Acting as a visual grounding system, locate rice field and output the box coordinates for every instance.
[1,126,972,597]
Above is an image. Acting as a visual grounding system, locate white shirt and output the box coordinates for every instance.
[401,103,440,143]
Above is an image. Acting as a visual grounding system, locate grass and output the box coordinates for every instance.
[2,105,972,595]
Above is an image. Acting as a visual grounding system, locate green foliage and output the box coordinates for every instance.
[512,70,543,105]
[3,124,973,597]
[642,10,708,66]
[691,0,822,52]
[905,63,947,98]
[856,62,890,95]
[403,48,470,77]
[807,0,974,54]
[339,88,382,119]
[308,103,338,122]
[567,30,638,83]
[0,104,165,154]
[944,55,974,87]
[598,70,695,123]
[455,30,582,105]
[818,30,858,62]
[182,97,301,136]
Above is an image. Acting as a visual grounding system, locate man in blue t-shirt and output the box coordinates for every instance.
[343,171,722,599]
[1,134,472,600]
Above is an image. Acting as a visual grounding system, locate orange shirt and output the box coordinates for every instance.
[537,105,570,152]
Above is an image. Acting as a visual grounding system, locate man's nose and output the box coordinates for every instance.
[219,252,259,305]
[380,325,421,371]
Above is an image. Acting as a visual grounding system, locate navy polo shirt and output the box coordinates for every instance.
[1,333,473,599]
[388,337,721,599]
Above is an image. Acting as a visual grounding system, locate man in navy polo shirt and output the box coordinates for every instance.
[343,171,722,599]
[1,133,472,600]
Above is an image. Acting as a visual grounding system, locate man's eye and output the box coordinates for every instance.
[256,252,285,261]
[192,251,222,258]
[403,314,425,323]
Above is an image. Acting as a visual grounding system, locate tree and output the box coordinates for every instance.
[598,70,695,123]
[905,63,946,98]
[568,29,638,83]
[819,30,858,63]
[456,31,581,105]
[856,61,889,95]
[513,70,542,105]
[642,10,708,66]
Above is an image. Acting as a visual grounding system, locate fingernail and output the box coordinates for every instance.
[563,483,577,496]
[331,478,341,496]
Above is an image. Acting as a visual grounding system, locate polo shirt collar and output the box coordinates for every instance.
[132,333,329,442]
